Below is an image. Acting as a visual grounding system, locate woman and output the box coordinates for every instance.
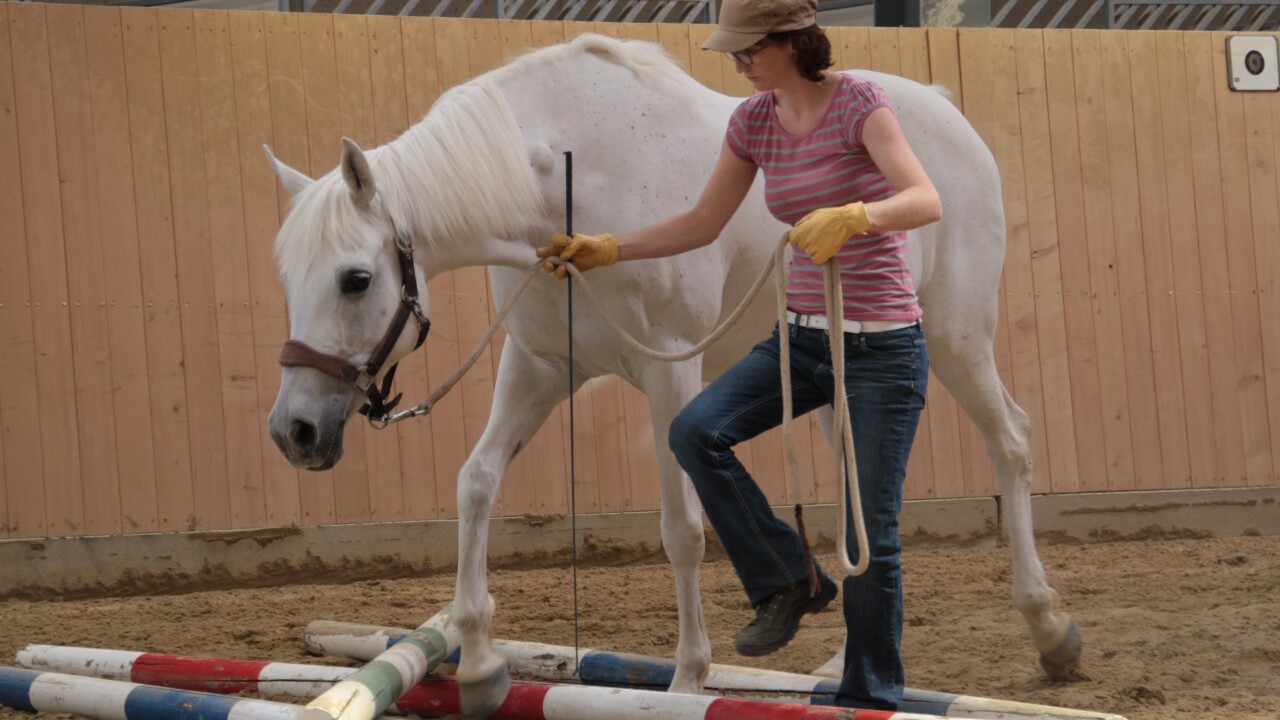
[537,0,941,710]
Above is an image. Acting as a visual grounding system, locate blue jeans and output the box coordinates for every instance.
[668,321,928,710]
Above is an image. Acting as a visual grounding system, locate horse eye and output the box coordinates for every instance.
[341,269,372,295]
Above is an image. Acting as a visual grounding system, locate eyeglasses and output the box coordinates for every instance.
[724,41,773,66]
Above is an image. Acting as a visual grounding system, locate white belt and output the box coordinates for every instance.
[786,310,916,335]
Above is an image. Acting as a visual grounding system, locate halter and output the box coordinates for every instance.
[277,228,431,426]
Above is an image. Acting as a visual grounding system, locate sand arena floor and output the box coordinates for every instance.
[1,534,1277,720]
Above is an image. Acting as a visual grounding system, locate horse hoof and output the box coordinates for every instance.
[667,675,699,696]
[459,661,512,719]
[1038,617,1088,681]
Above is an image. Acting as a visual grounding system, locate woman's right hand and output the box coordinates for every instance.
[536,232,619,279]
[790,202,871,264]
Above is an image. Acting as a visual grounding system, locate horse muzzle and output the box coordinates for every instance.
[268,385,354,471]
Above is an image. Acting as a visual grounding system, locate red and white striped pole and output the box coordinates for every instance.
[14,646,953,720]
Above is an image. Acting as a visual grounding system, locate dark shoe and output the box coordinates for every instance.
[734,571,838,657]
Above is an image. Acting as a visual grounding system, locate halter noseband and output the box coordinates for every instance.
[277,230,431,426]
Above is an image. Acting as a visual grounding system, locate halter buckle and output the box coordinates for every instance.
[395,233,415,255]
[408,297,428,325]
[353,368,377,393]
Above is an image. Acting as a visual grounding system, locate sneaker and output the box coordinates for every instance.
[734,571,838,657]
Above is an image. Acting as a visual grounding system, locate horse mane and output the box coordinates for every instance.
[273,79,542,278]
[274,34,686,278]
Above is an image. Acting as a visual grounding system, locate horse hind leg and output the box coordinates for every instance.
[452,342,576,717]
[927,336,1084,680]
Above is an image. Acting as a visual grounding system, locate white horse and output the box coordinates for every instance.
[265,34,1081,716]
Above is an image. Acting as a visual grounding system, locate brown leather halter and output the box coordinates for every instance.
[277,231,430,424]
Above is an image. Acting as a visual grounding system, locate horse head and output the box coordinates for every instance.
[264,138,429,471]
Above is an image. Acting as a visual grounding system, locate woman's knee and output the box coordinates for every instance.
[668,403,710,460]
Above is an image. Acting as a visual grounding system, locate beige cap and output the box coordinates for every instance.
[701,0,818,53]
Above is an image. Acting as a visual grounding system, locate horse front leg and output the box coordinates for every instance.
[928,339,1083,680]
[453,342,573,717]
[642,361,712,695]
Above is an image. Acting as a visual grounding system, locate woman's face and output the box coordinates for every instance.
[731,39,796,91]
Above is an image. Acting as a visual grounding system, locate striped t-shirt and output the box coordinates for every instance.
[726,73,922,323]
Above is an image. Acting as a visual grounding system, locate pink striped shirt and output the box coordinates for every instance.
[726,74,922,323]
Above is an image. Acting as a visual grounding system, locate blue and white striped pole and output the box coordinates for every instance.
[0,667,304,720]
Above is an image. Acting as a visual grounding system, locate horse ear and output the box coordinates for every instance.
[263,145,314,197]
[340,137,376,210]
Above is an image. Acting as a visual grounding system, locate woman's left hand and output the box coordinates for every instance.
[789,202,872,264]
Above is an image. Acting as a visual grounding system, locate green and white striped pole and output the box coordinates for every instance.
[299,597,491,720]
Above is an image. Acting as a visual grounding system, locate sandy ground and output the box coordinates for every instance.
[1,534,1277,720]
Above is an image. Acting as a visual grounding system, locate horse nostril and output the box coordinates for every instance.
[289,419,317,450]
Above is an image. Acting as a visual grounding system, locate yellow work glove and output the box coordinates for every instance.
[789,202,872,265]
[536,232,619,280]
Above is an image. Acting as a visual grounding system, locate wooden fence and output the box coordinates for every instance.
[1,4,1277,539]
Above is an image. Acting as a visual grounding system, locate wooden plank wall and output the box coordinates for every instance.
[1,5,1277,539]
